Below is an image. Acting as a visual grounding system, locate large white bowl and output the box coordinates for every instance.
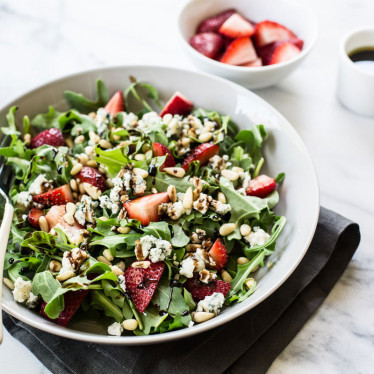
[178,0,318,89]
[1,65,319,344]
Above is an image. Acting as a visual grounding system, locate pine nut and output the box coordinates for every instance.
[240,224,252,237]
[251,265,259,273]
[88,112,96,118]
[122,319,138,331]
[83,182,102,200]
[78,153,88,166]
[192,189,201,201]
[117,226,131,234]
[66,202,76,215]
[56,270,75,282]
[221,169,239,181]
[87,160,98,168]
[237,257,250,265]
[110,265,124,276]
[221,270,233,283]
[193,312,215,323]
[79,183,86,194]
[133,168,149,178]
[163,113,173,125]
[24,133,31,146]
[164,167,185,178]
[70,179,78,192]
[183,187,193,210]
[106,178,114,188]
[71,163,83,176]
[232,166,244,173]
[39,216,49,232]
[74,135,85,144]
[151,188,158,194]
[72,192,78,199]
[49,260,62,272]
[99,139,113,149]
[65,137,74,148]
[217,192,226,204]
[167,185,177,202]
[98,256,112,266]
[219,223,236,236]
[113,134,121,141]
[103,249,114,262]
[181,137,190,147]
[198,132,213,142]
[3,277,14,290]
[133,153,145,161]
[245,278,255,289]
[99,216,109,221]
[132,261,151,269]
[116,261,126,271]
[63,213,75,226]
[89,131,100,144]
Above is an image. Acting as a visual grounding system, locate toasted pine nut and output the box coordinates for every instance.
[232,166,244,173]
[217,192,226,204]
[162,113,172,125]
[192,189,201,201]
[70,179,78,192]
[79,182,86,194]
[193,312,215,323]
[88,112,96,118]
[78,153,88,166]
[240,224,252,237]
[63,213,75,226]
[244,278,255,289]
[132,261,151,269]
[56,270,75,282]
[24,133,31,146]
[49,260,62,272]
[106,178,114,188]
[83,182,102,200]
[99,139,113,149]
[89,131,100,144]
[151,188,158,194]
[117,226,131,234]
[65,137,74,148]
[167,185,177,202]
[72,192,78,199]
[237,257,250,265]
[183,187,193,210]
[219,223,236,236]
[221,270,233,283]
[133,168,149,178]
[3,277,14,290]
[221,169,239,181]
[134,153,146,161]
[198,132,213,142]
[87,159,98,168]
[111,265,124,276]
[99,216,109,221]
[122,319,138,331]
[113,134,121,141]
[66,202,76,215]
[39,216,49,232]
[164,167,185,178]
[74,135,85,144]
[181,137,190,146]
[103,249,114,262]
[116,261,126,271]
[251,265,259,273]
[98,256,112,266]
[70,163,83,176]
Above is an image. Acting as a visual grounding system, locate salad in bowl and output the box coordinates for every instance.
[1,79,285,336]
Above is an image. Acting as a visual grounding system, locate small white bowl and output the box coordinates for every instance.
[178,0,318,89]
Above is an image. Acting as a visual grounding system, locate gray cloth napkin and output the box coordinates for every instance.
[3,207,360,374]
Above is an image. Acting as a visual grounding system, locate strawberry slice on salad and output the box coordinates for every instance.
[33,184,73,207]
[208,238,228,271]
[219,13,255,38]
[197,9,236,33]
[220,37,257,66]
[28,208,43,228]
[241,57,263,67]
[246,174,276,198]
[76,166,107,192]
[159,92,193,117]
[124,261,165,313]
[123,192,169,226]
[104,91,125,115]
[189,32,224,59]
[258,41,301,65]
[182,143,219,171]
[185,275,231,302]
[30,128,65,149]
[253,20,299,48]
[40,290,88,327]
[152,142,176,171]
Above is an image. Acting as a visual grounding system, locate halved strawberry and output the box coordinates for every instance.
[182,143,219,171]
[30,128,65,149]
[104,91,124,115]
[220,37,257,66]
[159,92,193,117]
[209,238,228,271]
[246,175,276,198]
[33,184,73,207]
[241,57,263,67]
[152,142,176,171]
[45,205,84,235]
[40,290,88,327]
[123,192,169,226]
[190,32,224,59]
[124,261,165,313]
[219,13,255,38]
[28,208,43,228]
[185,274,231,302]
[259,41,301,65]
[197,9,236,33]
[253,20,299,48]
[76,166,107,192]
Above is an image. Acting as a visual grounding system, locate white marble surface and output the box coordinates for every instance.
[0,0,373,372]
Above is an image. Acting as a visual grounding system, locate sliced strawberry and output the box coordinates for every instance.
[246,174,276,198]
[124,261,165,313]
[290,38,304,50]
[33,184,73,207]
[220,37,257,65]
[182,143,219,171]
[185,274,231,302]
[76,166,107,192]
[104,91,124,115]
[124,192,169,226]
[30,128,65,149]
[208,239,228,271]
[253,20,299,48]
[259,41,301,65]
[241,57,263,67]
[40,290,88,327]
[197,9,236,33]
[219,13,255,38]
[189,32,224,59]
[28,208,43,228]
[159,92,193,117]
[152,142,176,171]
[45,205,84,235]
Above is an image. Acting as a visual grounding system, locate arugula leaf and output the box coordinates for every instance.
[94,146,130,178]
[91,290,123,322]
[2,106,21,136]
[31,106,62,129]
[135,307,168,335]
[170,224,190,247]
[142,221,171,241]
[151,171,192,193]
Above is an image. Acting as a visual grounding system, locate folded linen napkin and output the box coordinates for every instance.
[3,207,360,374]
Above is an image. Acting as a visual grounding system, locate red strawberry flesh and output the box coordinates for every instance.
[45,204,84,236]
[258,41,301,65]
[253,20,299,48]
[123,192,169,226]
[152,142,176,171]
[190,32,224,59]
[30,128,65,149]
[219,13,255,38]
[241,57,263,67]
[76,166,107,192]
[220,37,257,66]
[185,274,231,302]
[197,9,236,33]
[159,92,193,117]
[246,174,276,198]
[182,143,219,171]
[124,261,165,313]
[209,238,228,271]
[33,184,73,207]
[104,91,125,115]
[28,208,43,228]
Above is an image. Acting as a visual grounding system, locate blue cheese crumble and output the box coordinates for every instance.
[136,235,172,263]
[107,322,123,336]
[13,277,38,308]
[196,292,225,315]
[244,226,270,247]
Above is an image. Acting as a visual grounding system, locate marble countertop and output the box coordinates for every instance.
[0,0,372,372]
